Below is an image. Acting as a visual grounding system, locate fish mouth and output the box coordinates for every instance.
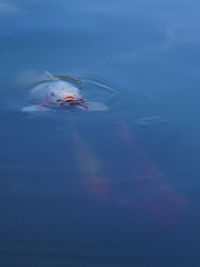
[64,95,76,101]
[56,96,86,105]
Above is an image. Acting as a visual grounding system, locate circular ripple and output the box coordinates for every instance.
[20,74,125,114]
[3,73,156,121]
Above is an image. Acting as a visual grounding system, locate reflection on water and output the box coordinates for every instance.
[1,0,200,265]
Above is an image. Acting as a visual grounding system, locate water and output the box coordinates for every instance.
[1,0,200,266]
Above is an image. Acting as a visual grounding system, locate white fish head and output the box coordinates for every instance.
[23,72,109,113]
[28,79,82,105]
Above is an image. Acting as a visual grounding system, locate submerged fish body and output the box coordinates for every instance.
[22,72,108,112]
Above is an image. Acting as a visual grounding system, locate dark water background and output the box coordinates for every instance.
[1,0,200,266]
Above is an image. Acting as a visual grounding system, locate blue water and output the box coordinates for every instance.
[1,0,200,266]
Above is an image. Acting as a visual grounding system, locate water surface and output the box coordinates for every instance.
[1,0,200,266]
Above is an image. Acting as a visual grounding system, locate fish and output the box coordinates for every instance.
[118,122,186,225]
[73,132,109,200]
[22,71,108,112]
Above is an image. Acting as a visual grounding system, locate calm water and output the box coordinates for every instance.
[1,0,200,266]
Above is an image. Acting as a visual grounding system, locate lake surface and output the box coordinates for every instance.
[1,0,200,266]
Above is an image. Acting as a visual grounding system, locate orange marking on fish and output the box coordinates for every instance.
[64,95,76,100]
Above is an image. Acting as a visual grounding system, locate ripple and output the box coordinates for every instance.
[1,73,158,123]
[80,76,124,111]
[20,74,125,114]
[134,116,167,128]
